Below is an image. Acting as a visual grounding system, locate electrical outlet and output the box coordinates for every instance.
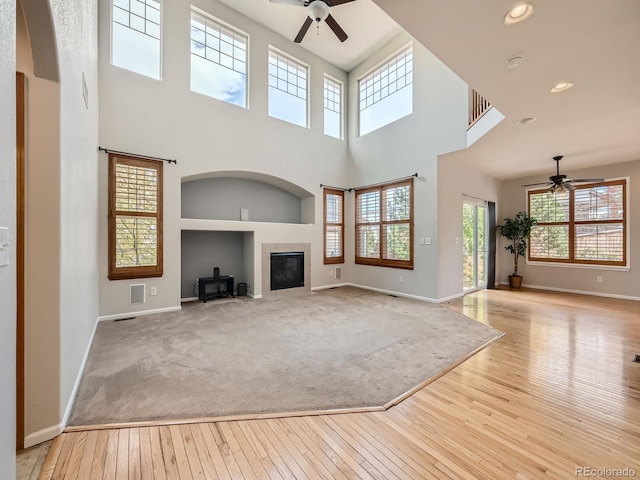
[400,275,404,283]
[596,276,603,284]
[150,286,157,295]
[425,237,432,245]
[330,270,334,277]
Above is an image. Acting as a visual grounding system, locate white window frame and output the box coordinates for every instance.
[190,7,249,108]
[267,46,309,128]
[111,0,163,79]
[323,74,343,140]
[358,43,413,136]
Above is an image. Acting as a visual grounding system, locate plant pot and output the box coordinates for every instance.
[508,275,522,289]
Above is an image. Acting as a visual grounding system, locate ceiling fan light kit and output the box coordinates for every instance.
[522,155,605,193]
[270,0,353,43]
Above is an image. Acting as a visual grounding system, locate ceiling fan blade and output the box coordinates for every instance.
[294,16,313,43]
[325,13,348,42]
[566,178,605,184]
[522,181,552,187]
[326,0,356,6]
[270,0,306,5]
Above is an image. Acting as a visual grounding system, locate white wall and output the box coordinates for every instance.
[437,156,499,300]
[0,0,16,475]
[98,0,349,315]
[51,0,100,432]
[499,159,640,299]
[346,32,469,301]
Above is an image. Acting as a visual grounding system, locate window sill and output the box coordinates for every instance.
[525,261,630,272]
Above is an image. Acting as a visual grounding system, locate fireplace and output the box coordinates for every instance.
[270,252,304,291]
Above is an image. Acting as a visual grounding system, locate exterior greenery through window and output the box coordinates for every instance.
[528,180,626,266]
[358,45,413,136]
[268,48,308,127]
[324,188,344,264]
[109,155,163,280]
[190,10,248,107]
[355,178,413,269]
[112,0,161,79]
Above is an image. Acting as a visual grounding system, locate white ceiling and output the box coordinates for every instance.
[218,0,640,181]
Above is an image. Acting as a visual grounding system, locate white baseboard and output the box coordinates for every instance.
[348,283,439,303]
[24,423,62,449]
[437,292,465,303]
[513,283,640,302]
[311,283,349,291]
[248,293,262,299]
[97,305,182,322]
[181,296,199,303]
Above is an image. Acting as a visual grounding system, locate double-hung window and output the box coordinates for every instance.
[190,9,248,107]
[108,155,163,280]
[324,189,344,264]
[112,0,161,79]
[528,180,626,266]
[268,48,308,127]
[358,45,413,136]
[355,179,413,269]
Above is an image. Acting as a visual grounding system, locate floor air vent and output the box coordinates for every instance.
[633,354,640,363]
[130,284,145,305]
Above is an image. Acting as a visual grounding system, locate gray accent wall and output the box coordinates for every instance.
[182,177,303,224]
[181,231,245,298]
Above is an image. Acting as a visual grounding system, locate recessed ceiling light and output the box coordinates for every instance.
[516,117,537,125]
[551,82,574,93]
[506,55,524,69]
[504,3,534,25]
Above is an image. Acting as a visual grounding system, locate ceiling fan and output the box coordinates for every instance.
[269,0,355,44]
[522,156,604,193]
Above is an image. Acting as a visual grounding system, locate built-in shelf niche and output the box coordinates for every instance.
[181,174,315,225]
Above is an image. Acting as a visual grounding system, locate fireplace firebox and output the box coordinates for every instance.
[270,252,304,291]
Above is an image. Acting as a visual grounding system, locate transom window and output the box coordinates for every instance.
[324,189,344,264]
[268,48,308,128]
[528,180,626,266]
[324,75,342,139]
[108,155,163,280]
[112,0,161,79]
[355,179,414,269]
[190,10,248,107]
[359,45,413,136]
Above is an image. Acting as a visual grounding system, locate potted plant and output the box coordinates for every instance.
[497,211,537,288]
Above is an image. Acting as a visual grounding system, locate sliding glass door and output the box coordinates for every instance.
[463,202,488,291]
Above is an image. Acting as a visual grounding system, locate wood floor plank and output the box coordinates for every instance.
[51,288,640,479]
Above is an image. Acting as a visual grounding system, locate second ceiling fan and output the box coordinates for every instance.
[522,156,604,193]
[270,0,355,43]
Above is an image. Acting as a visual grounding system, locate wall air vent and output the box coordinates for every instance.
[130,284,145,305]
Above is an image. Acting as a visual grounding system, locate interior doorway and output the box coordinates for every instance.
[16,71,25,450]
[463,201,488,291]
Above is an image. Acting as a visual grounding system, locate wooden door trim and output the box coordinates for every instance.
[16,71,25,451]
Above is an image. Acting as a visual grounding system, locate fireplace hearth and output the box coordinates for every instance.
[270,252,304,290]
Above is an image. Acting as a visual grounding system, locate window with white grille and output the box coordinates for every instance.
[190,10,248,107]
[324,76,342,139]
[528,180,626,266]
[112,0,161,79]
[268,48,308,127]
[359,45,413,136]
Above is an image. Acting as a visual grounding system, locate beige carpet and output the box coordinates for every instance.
[68,287,502,426]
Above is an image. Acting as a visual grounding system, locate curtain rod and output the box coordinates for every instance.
[462,193,487,203]
[319,184,352,192]
[98,147,177,164]
[350,173,418,192]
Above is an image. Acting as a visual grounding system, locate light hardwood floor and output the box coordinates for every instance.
[38,288,640,479]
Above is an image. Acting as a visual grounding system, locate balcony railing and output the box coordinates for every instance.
[468,88,492,128]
